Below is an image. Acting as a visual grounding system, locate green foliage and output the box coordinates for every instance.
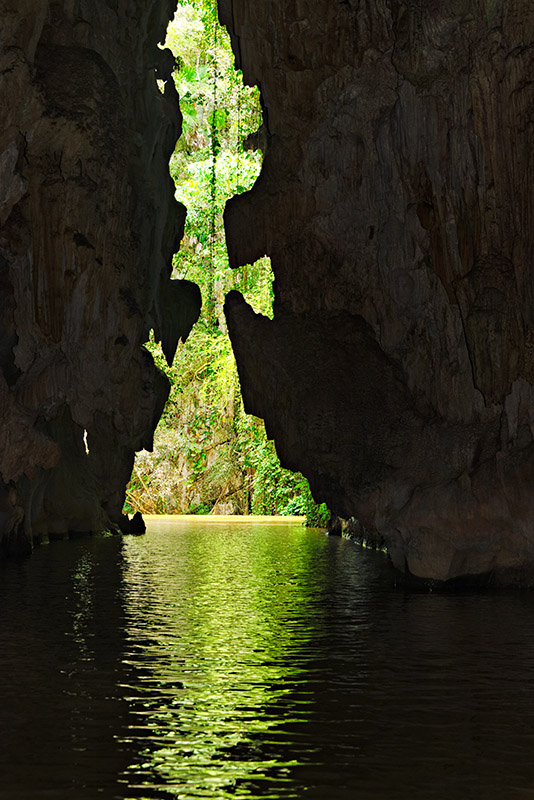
[125,1,329,526]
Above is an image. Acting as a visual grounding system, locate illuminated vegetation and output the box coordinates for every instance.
[126,0,329,525]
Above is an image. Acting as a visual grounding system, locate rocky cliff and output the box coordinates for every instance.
[0,0,200,553]
[222,0,534,584]
[2,0,534,586]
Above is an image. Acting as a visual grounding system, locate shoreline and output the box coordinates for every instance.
[143,514,306,524]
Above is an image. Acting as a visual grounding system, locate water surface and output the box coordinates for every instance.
[1,518,534,799]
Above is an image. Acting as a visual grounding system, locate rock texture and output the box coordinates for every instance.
[0,0,200,554]
[2,0,534,585]
[222,1,534,584]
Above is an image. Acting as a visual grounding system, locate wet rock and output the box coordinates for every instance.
[118,511,146,536]
[329,516,386,552]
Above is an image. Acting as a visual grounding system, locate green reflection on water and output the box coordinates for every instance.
[119,519,328,798]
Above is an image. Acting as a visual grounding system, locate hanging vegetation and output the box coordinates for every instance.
[125,0,329,526]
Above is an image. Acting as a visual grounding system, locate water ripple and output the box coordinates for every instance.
[2,520,534,798]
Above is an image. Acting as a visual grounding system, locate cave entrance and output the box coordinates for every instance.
[125,1,326,524]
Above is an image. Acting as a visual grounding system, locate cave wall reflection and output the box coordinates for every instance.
[0,535,131,799]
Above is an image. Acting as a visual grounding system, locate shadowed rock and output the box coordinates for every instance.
[222,0,534,585]
[2,0,534,586]
[0,0,200,551]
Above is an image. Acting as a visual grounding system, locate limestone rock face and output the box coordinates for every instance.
[222,1,534,583]
[0,0,200,553]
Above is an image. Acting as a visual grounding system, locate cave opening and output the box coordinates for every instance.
[126,1,326,524]
[4,3,534,793]
[2,0,533,586]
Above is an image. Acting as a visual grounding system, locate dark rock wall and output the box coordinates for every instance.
[222,1,534,583]
[0,0,200,553]
[2,0,533,585]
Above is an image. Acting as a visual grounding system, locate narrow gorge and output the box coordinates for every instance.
[1,0,534,585]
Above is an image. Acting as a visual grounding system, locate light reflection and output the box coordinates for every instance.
[119,519,326,797]
[70,552,95,662]
[4,520,534,799]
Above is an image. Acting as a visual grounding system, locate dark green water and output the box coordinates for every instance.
[2,518,534,799]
